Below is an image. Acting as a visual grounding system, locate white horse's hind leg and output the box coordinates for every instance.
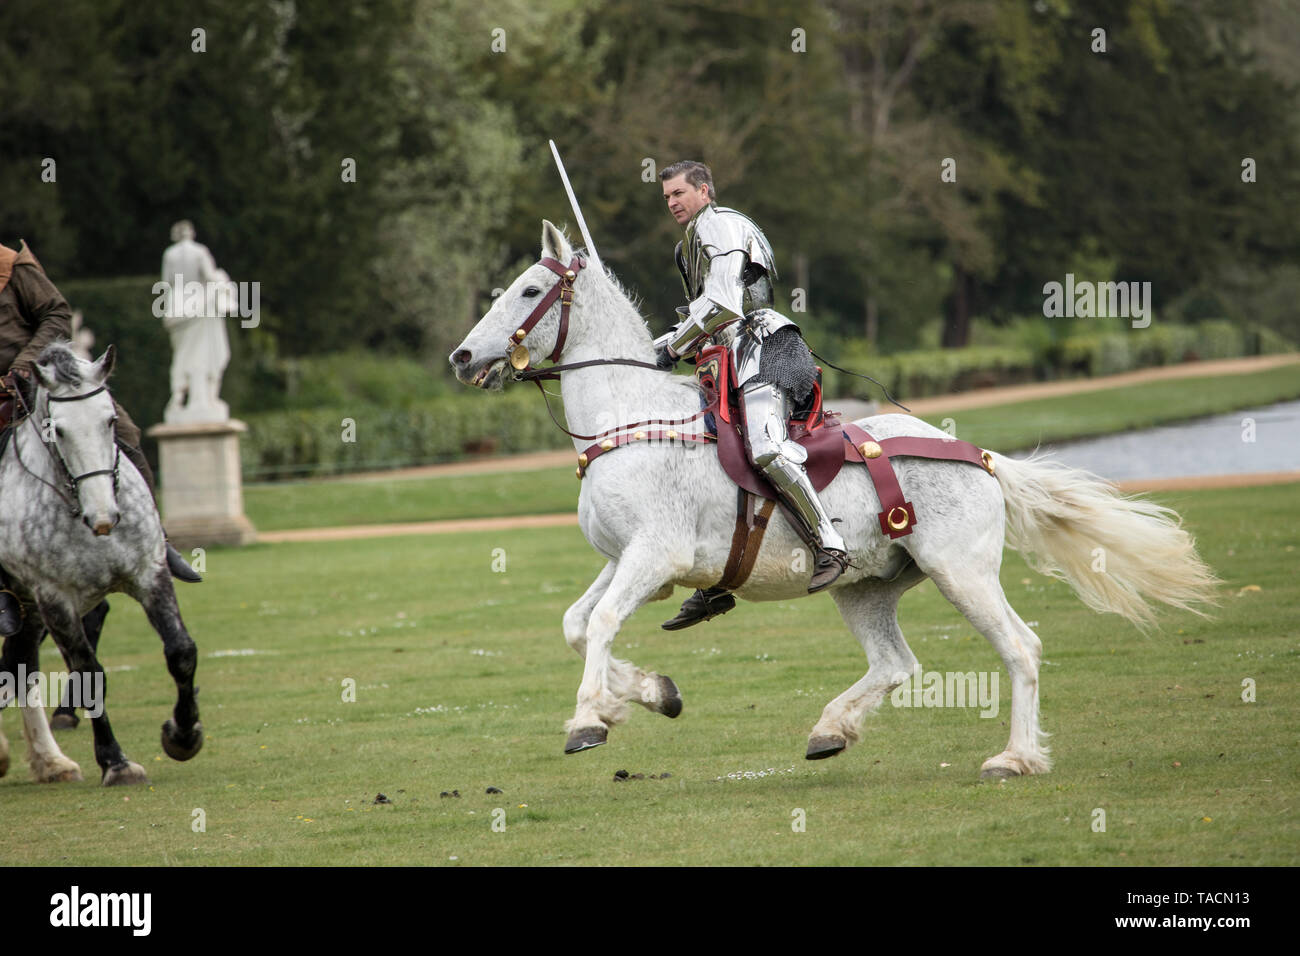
[806,564,926,759]
[927,565,1050,778]
[19,682,83,783]
[563,563,683,723]
[564,544,684,753]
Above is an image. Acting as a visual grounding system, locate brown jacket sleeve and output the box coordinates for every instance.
[8,254,73,373]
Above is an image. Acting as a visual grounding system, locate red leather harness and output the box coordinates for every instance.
[574,347,995,539]
[507,256,584,373]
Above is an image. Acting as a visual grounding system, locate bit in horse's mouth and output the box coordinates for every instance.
[471,358,507,390]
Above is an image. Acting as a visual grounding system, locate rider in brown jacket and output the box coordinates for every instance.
[0,240,200,636]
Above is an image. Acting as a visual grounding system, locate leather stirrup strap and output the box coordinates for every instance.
[716,490,776,591]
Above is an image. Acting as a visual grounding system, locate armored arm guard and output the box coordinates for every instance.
[657,205,776,359]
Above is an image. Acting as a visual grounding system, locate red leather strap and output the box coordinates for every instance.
[842,423,915,538]
[841,425,994,539]
[513,256,583,369]
[879,435,989,470]
[576,428,716,478]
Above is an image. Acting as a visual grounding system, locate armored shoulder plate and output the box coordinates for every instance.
[712,206,777,282]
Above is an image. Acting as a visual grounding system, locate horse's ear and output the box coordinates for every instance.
[541,220,572,263]
[31,361,56,391]
[92,344,116,382]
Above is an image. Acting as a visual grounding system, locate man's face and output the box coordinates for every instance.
[662,174,711,226]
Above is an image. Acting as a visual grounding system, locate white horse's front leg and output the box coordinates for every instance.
[19,680,83,783]
[564,546,683,753]
[562,560,617,659]
[564,564,681,732]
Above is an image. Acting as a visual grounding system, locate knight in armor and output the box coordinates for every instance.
[0,239,201,638]
[654,161,848,631]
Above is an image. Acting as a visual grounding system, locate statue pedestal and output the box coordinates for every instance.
[146,419,257,548]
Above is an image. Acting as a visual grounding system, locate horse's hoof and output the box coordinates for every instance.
[50,713,80,731]
[805,735,847,760]
[39,764,84,784]
[658,676,683,719]
[161,719,204,761]
[980,765,1022,780]
[102,761,149,787]
[564,726,607,754]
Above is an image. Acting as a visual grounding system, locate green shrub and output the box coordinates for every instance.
[239,388,571,480]
[1194,320,1245,360]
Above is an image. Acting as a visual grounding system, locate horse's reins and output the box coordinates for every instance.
[8,378,119,514]
[505,255,715,443]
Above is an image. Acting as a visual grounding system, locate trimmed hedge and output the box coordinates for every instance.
[239,388,571,480]
[822,344,1038,401]
[52,276,1294,481]
[825,320,1295,401]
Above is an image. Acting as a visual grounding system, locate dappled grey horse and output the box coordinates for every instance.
[449,222,1218,778]
[0,343,202,785]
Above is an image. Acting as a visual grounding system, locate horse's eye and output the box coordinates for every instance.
[522,286,541,298]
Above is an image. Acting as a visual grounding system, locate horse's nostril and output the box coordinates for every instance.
[452,349,472,369]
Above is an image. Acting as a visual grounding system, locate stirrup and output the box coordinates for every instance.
[807,548,849,593]
[166,542,202,583]
[661,587,736,631]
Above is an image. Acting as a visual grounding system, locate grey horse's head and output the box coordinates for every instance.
[31,343,122,535]
[449,221,578,391]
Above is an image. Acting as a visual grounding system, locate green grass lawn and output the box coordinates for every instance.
[242,365,1300,531]
[3,483,1295,865]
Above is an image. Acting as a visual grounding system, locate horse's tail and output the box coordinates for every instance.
[988,451,1220,629]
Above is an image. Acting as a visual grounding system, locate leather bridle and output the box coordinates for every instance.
[47,385,121,496]
[505,255,584,376]
[10,380,120,515]
[498,256,712,445]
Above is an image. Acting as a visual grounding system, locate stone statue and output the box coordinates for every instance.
[161,220,232,423]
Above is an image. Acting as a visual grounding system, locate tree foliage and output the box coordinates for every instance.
[2,0,1295,371]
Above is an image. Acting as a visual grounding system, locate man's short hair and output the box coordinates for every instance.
[170,220,195,243]
[659,160,716,202]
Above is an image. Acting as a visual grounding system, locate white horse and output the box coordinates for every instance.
[0,343,203,785]
[450,222,1217,777]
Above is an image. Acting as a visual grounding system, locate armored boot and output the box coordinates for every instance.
[116,435,202,583]
[743,383,848,592]
[0,565,24,638]
[661,586,736,630]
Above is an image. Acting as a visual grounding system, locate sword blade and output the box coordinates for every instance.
[549,139,602,273]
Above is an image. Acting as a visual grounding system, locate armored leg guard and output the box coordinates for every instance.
[661,587,736,631]
[742,383,848,592]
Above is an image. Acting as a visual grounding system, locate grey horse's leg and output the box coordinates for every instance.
[50,599,110,729]
[2,611,83,782]
[137,568,202,762]
[38,597,146,786]
[806,563,928,759]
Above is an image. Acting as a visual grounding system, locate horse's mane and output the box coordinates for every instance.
[36,341,85,387]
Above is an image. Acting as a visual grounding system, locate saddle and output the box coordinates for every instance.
[693,344,995,542]
[571,345,996,592]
